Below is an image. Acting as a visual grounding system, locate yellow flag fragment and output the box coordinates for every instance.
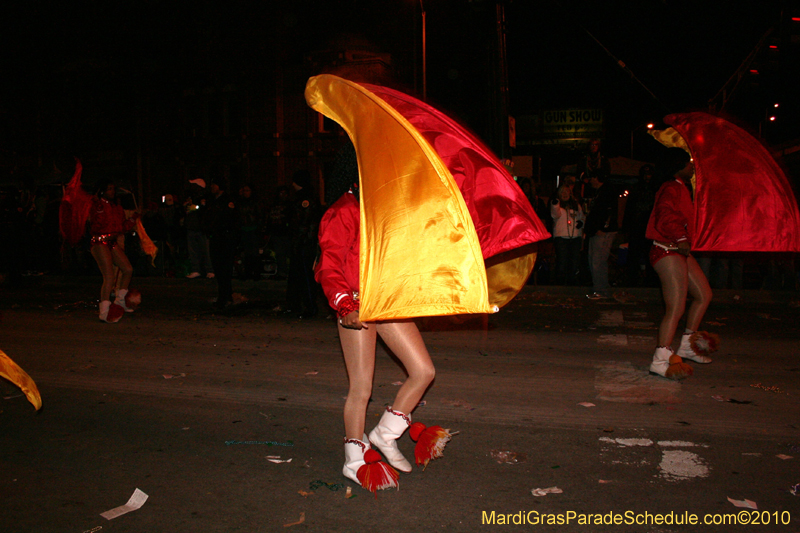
[0,349,42,410]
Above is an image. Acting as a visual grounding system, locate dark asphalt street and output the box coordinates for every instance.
[1,275,799,532]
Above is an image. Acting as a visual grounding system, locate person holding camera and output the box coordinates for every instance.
[550,184,585,285]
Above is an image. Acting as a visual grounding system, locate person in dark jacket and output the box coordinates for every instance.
[622,164,657,286]
[205,181,239,309]
[184,180,214,279]
[584,171,622,299]
[237,184,263,281]
[575,139,610,204]
[284,170,321,318]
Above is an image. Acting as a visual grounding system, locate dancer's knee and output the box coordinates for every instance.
[411,362,436,387]
[346,385,372,407]
[700,287,712,307]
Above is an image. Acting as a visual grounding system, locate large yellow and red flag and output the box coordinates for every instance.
[305,75,549,321]
[651,112,800,252]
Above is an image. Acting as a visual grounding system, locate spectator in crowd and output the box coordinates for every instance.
[623,164,657,287]
[584,169,623,299]
[205,181,239,309]
[237,184,263,281]
[550,184,585,285]
[158,194,183,275]
[285,170,321,318]
[184,179,214,279]
[267,186,292,280]
[575,138,610,205]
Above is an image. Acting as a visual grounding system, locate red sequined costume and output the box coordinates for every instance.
[314,191,360,318]
[645,177,695,265]
[89,197,138,247]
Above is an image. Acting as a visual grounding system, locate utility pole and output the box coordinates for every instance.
[494,1,510,159]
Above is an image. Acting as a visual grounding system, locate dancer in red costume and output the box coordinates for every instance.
[315,164,438,492]
[647,149,713,379]
[89,180,139,323]
[306,76,547,493]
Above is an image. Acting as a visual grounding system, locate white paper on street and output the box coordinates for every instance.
[727,497,757,510]
[531,486,563,496]
[100,488,149,520]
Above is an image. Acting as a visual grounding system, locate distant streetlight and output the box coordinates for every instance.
[630,122,654,159]
[759,104,779,137]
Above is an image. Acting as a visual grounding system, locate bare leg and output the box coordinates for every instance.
[90,245,116,301]
[685,255,712,331]
[654,255,688,347]
[376,320,435,415]
[113,236,126,293]
[338,323,377,440]
[111,246,134,292]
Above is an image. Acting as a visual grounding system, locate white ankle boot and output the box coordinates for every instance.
[650,346,692,380]
[649,346,673,377]
[343,438,369,485]
[676,333,712,363]
[99,300,123,323]
[369,408,412,473]
[114,289,134,313]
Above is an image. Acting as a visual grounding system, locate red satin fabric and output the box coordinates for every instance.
[362,84,550,259]
[59,159,93,245]
[665,112,800,252]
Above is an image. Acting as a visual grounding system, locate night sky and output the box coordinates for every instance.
[1,0,796,180]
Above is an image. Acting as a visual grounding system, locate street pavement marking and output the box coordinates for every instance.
[596,310,624,327]
[598,334,628,346]
[658,440,709,448]
[594,361,681,404]
[627,335,656,345]
[599,437,710,482]
[659,450,710,481]
[599,437,654,447]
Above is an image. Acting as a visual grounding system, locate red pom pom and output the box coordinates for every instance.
[664,361,693,380]
[363,449,382,464]
[125,288,141,310]
[409,422,427,441]
[106,303,124,323]
[357,456,399,495]
[690,331,719,356]
[411,423,453,469]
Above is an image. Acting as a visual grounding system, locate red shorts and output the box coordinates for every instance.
[649,243,682,266]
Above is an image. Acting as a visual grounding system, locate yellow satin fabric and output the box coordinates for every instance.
[0,349,42,410]
[135,218,158,266]
[485,246,537,309]
[305,75,492,321]
[649,127,696,191]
